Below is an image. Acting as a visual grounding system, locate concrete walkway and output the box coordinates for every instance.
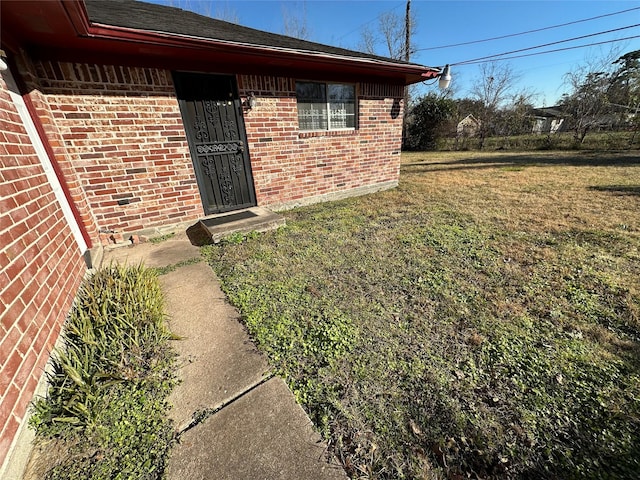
[104,233,346,480]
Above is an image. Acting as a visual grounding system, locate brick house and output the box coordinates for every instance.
[0,0,440,470]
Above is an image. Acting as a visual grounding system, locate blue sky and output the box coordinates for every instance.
[152,0,640,106]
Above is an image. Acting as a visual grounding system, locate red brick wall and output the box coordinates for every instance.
[14,52,100,246]
[0,72,86,467]
[239,76,404,208]
[33,63,404,236]
[34,61,202,240]
[0,65,404,466]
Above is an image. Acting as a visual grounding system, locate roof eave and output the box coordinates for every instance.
[94,23,438,82]
[63,0,438,84]
[1,1,438,84]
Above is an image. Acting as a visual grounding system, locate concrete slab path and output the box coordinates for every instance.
[161,262,270,431]
[104,233,346,480]
[168,377,345,480]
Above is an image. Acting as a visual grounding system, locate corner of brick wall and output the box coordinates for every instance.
[13,50,101,246]
[0,68,86,468]
[34,61,204,238]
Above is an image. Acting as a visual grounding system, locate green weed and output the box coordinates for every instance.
[149,233,175,244]
[149,256,202,276]
[220,230,261,245]
[202,151,640,478]
[29,265,177,480]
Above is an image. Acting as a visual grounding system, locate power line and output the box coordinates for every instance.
[452,34,640,67]
[417,6,640,52]
[451,23,640,66]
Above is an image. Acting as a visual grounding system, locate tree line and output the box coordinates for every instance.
[404,50,640,151]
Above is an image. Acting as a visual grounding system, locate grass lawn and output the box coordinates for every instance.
[204,150,640,479]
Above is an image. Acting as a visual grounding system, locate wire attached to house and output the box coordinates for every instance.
[452,34,640,66]
[450,24,640,66]
[417,6,640,52]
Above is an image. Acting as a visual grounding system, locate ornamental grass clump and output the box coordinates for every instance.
[30,264,177,479]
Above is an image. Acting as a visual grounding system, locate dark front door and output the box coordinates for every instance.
[173,72,256,215]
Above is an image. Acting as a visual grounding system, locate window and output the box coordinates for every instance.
[296,81,356,131]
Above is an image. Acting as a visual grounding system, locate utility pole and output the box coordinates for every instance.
[402,0,411,148]
[405,0,411,62]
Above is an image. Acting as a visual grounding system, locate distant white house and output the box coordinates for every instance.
[532,107,565,134]
[457,114,481,136]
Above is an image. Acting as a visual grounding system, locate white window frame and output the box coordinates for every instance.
[296,81,357,132]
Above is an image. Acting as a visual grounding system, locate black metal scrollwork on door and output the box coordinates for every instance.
[204,101,218,127]
[223,120,238,140]
[193,116,209,140]
[219,163,233,205]
[204,100,217,114]
[231,154,243,174]
[201,157,216,178]
[196,141,243,154]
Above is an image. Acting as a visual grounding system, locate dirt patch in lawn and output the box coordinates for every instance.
[204,150,640,479]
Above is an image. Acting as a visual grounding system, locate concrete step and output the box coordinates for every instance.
[187,207,285,245]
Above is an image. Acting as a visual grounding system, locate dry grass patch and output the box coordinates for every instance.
[401,151,639,235]
[204,150,640,479]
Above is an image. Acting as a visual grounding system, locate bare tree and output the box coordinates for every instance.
[360,2,416,148]
[561,48,622,143]
[495,92,537,146]
[469,62,521,148]
[166,0,239,21]
[562,71,609,143]
[359,6,417,60]
[471,62,519,112]
[360,27,377,55]
[379,11,406,59]
[214,2,239,23]
[282,2,311,40]
[166,0,208,17]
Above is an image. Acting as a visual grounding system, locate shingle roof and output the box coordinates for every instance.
[532,107,566,117]
[84,0,413,66]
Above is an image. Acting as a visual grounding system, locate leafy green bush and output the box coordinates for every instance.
[404,94,456,151]
[30,264,177,479]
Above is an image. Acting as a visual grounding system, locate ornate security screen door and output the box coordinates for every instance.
[173,72,256,215]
